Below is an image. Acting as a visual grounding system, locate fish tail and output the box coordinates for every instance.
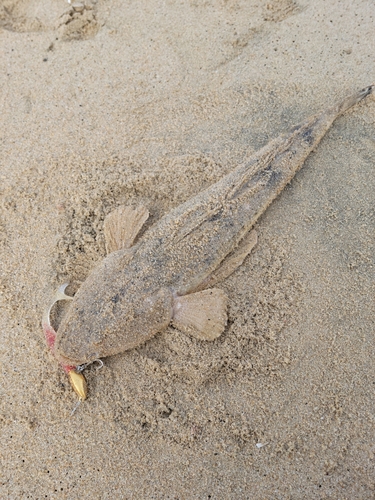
[336,84,374,115]
[221,83,374,231]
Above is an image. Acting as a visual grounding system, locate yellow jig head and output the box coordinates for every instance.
[67,369,88,401]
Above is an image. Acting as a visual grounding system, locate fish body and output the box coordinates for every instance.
[53,85,373,366]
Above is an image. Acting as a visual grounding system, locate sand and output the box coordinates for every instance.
[1,0,374,498]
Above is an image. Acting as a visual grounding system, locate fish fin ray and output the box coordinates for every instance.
[104,205,149,254]
[195,230,257,292]
[172,288,227,341]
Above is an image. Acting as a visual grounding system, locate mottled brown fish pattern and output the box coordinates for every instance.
[44,85,373,377]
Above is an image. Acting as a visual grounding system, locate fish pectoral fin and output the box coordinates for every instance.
[172,289,228,341]
[103,204,149,254]
[195,230,257,292]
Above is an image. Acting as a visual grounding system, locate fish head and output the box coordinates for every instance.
[54,283,173,366]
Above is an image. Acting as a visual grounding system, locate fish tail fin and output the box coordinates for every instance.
[336,84,374,115]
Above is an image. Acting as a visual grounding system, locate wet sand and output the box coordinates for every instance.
[1,0,375,498]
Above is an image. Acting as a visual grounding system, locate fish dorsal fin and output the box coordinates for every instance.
[172,288,228,341]
[103,205,149,254]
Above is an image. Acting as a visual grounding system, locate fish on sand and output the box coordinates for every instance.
[42,84,374,399]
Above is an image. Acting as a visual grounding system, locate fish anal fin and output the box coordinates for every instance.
[172,288,228,341]
[196,230,257,292]
[103,205,149,254]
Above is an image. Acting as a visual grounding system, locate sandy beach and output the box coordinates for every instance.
[1,0,375,498]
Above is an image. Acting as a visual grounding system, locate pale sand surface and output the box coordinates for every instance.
[1,1,375,498]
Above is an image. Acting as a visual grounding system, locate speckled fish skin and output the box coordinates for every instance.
[55,85,373,366]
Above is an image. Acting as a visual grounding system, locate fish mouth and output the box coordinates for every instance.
[54,349,85,368]
[54,332,94,367]
[54,342,100,368]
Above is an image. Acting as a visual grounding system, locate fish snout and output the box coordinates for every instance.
[54,332,96,367]
[54,347,86,368]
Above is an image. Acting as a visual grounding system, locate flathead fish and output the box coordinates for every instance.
[43,85,373,398]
